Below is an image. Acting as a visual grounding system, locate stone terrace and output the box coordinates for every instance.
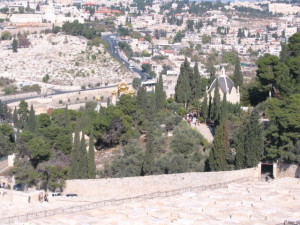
[5,177,298,225]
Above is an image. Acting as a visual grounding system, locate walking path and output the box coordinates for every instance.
[191,123,214,143]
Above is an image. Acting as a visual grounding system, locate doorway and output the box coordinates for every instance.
[261,162,274,179]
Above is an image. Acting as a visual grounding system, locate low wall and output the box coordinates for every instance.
[276,162,300,178]
[64,168,260,200]
[0,189,44,204]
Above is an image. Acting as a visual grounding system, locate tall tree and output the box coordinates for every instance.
[78,132,88,179]
[13,107,18,128]
[18,100,29,129]
[256,54,294,97]
[26,105,36,133]
[220,93,227,121]
[202,94,208,120]
[12,38,18,53]
[208,119,231,171]
[193,62,202,99]
[141,128,155,175]
[244,109,263,167]
[70,124,80,179]
[234,124,246,169]
[155,74,166,112]
[175,59,192,108]
[211,81,221,125]
[137,86,148,113]
[233,56,243,87]
[88,134,96,179]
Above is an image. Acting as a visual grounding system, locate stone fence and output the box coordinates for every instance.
[0,92,39,101]
[64,167,260,199]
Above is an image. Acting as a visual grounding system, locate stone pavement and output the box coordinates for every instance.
[13,177,300,225]
[191,123,214,143]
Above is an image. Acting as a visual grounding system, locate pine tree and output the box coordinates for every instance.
[202,94,208,120]
[88,134,96,179]
[78,132,88,179]
[155,74,166,112]
[26,105,36,132]
[193,62,202,99]
[70,124,80,179]
[209,119,231,171]
[211,81,221,125]
[233,56,243,88]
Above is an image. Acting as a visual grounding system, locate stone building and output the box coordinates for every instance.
[206,68,240,104]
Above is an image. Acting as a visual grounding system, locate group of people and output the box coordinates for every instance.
[185,113,199,126]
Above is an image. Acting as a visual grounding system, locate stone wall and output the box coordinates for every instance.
[0,189,44,204]
[64,168,260,200]
[276,162,300,178]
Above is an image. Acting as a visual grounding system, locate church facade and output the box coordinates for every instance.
[206,68,240,104]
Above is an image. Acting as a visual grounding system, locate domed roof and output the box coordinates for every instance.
[118,80,129,92]
[208,68,235,94]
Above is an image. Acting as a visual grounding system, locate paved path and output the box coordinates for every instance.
[191,123,214,143]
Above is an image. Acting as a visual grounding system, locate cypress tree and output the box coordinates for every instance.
[207,95,212,120]
[211,80,221,125]
[137,86,148,113]
[233,56,243,87]
[70,124,80,179]
[202,94,208,120]
[141,128,155,175]
[27,105,36,132]
[148,93,157,118]
[78,132,88,179]
[208,65,216,85]
[193,62,202,99]
[13,107,18,128]
[220,93,228,121]
[88,134,96,179]
[245,109,263,167]
[18,100,29,129]
[209,119,231,171]
[63,106,70,128]
[175,60,192,108]
[12,38,18,53]
[155,74,166,112]
[235,125,246,169]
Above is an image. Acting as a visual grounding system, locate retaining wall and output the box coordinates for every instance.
[64,168,260,199]
[276,162,300,178]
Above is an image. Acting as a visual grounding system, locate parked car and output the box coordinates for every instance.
[52,192,62,197]
[66,194,78,197]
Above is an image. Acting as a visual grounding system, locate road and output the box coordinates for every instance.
[3,34,148,104]
[102,34,150,81]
